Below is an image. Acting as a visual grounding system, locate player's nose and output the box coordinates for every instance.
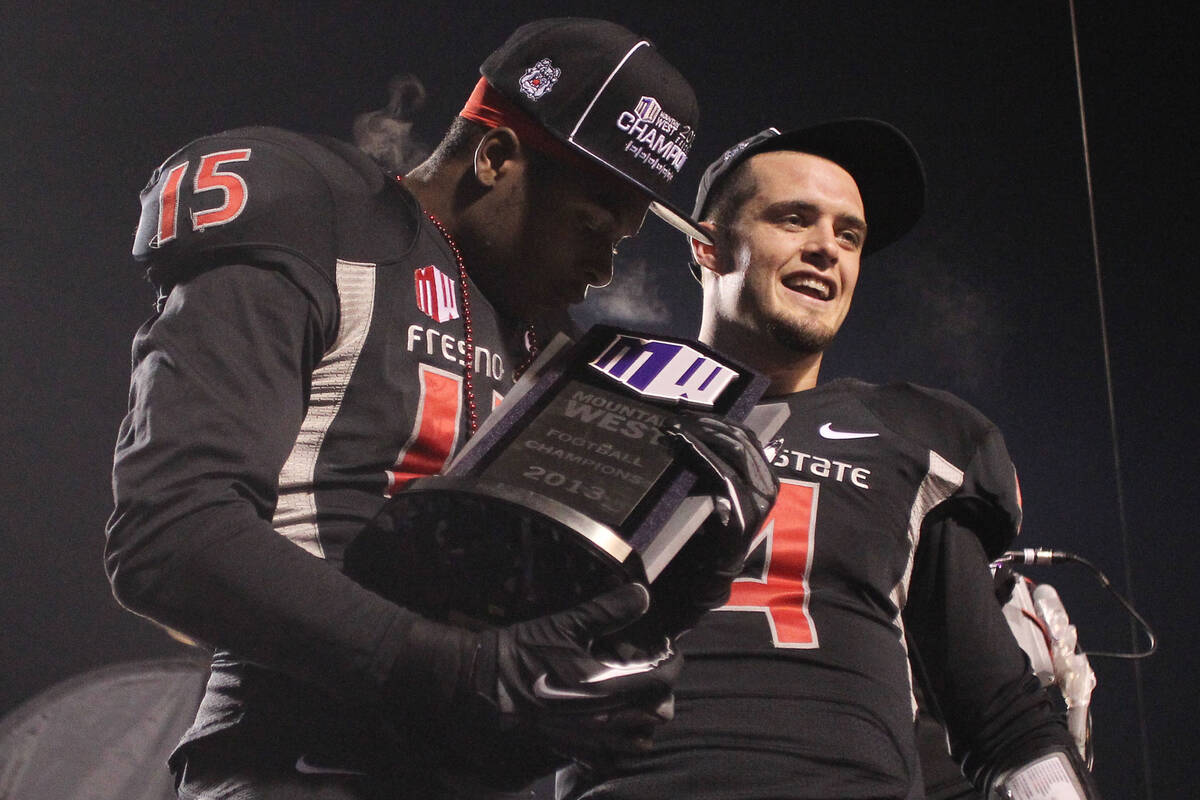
[802,222,840,268]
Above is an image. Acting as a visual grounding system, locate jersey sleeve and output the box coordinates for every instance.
[105,259,413,707]
[905,492,1075,794]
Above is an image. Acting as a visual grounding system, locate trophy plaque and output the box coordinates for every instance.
[345,325,786,628]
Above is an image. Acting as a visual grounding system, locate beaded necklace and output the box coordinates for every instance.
[424,211,539,435]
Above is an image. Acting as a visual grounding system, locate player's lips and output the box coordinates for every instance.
[781,271,835,301]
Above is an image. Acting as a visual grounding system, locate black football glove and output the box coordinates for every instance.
[393,582,680,786]
[478,582,679,749]
[640,412,779,639]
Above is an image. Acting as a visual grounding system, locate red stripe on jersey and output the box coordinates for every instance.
[386,364,463,493]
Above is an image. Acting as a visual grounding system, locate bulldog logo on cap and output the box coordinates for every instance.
[518,58,561,100]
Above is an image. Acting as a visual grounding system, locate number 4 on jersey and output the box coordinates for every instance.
[721,478,819,648]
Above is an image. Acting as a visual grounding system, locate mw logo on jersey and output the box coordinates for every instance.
[589,335,737,406]
[414,265,459,323]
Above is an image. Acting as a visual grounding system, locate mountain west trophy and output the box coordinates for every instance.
[346,325,783,633]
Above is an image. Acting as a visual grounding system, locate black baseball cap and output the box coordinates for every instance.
[692,119,926,255]
[480,18,710,244]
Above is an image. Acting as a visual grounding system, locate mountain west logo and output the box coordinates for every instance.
[589,335,737,406]
[519,58,561,100]
[615,96,694,182]
[414,265,459,323]
[635,96,666,127]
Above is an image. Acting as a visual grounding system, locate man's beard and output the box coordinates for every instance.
[766,316,836,357]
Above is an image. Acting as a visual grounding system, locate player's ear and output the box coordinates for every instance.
[472,127,522,187]
[690,221,723,275]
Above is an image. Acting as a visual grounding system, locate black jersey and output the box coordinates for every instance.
[560,378,1071,799]
[106,127,535,770]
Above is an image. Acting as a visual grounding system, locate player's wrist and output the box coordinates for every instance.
[384,612,481,715]
[988,749,1099,800]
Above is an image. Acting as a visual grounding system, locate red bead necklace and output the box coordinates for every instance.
[424,211,539,435]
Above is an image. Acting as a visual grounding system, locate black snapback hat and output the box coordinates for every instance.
[481,18,709,243]
[693,119,926,255]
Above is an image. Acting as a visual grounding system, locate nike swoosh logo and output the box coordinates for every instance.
[533,673,611,701]
[533,641,675,700]
[819,422,879,440]
[294,755,368,776]
[590,642,674,683]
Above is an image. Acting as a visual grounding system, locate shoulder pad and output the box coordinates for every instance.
[133,126,418,289]
[865,382,1021,557]
[863,381,996,465]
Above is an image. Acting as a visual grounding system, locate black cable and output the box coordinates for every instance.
[1067,552,1157,660]
[1066,0,1154,790]
[996,549,1157,659]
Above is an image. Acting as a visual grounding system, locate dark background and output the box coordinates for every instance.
[2,2,1195,797]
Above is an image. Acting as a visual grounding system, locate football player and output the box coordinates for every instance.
[558,122,1100,799]
[105,18,773,799]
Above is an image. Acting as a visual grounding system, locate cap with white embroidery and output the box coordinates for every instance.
[480,17,708,243]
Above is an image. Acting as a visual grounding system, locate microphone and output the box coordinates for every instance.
[998,548,1074,566]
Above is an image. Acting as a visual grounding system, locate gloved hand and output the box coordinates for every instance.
[641,412,779,639]
[393,582,680,787]
[477,582,678,751]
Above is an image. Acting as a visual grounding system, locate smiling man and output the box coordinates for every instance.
[559,121,1100,799]
[696,145,869,390]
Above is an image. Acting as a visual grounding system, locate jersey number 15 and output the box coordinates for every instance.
[155,149,252,246]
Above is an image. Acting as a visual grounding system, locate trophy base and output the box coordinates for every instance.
[345,477,646,627]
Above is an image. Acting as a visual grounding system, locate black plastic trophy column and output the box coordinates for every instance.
[346,325,784,629]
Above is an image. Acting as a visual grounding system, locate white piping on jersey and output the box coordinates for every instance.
[273,260,377,557]
[893,449,964,717]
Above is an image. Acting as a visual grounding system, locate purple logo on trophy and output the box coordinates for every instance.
[589,334,737,406]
